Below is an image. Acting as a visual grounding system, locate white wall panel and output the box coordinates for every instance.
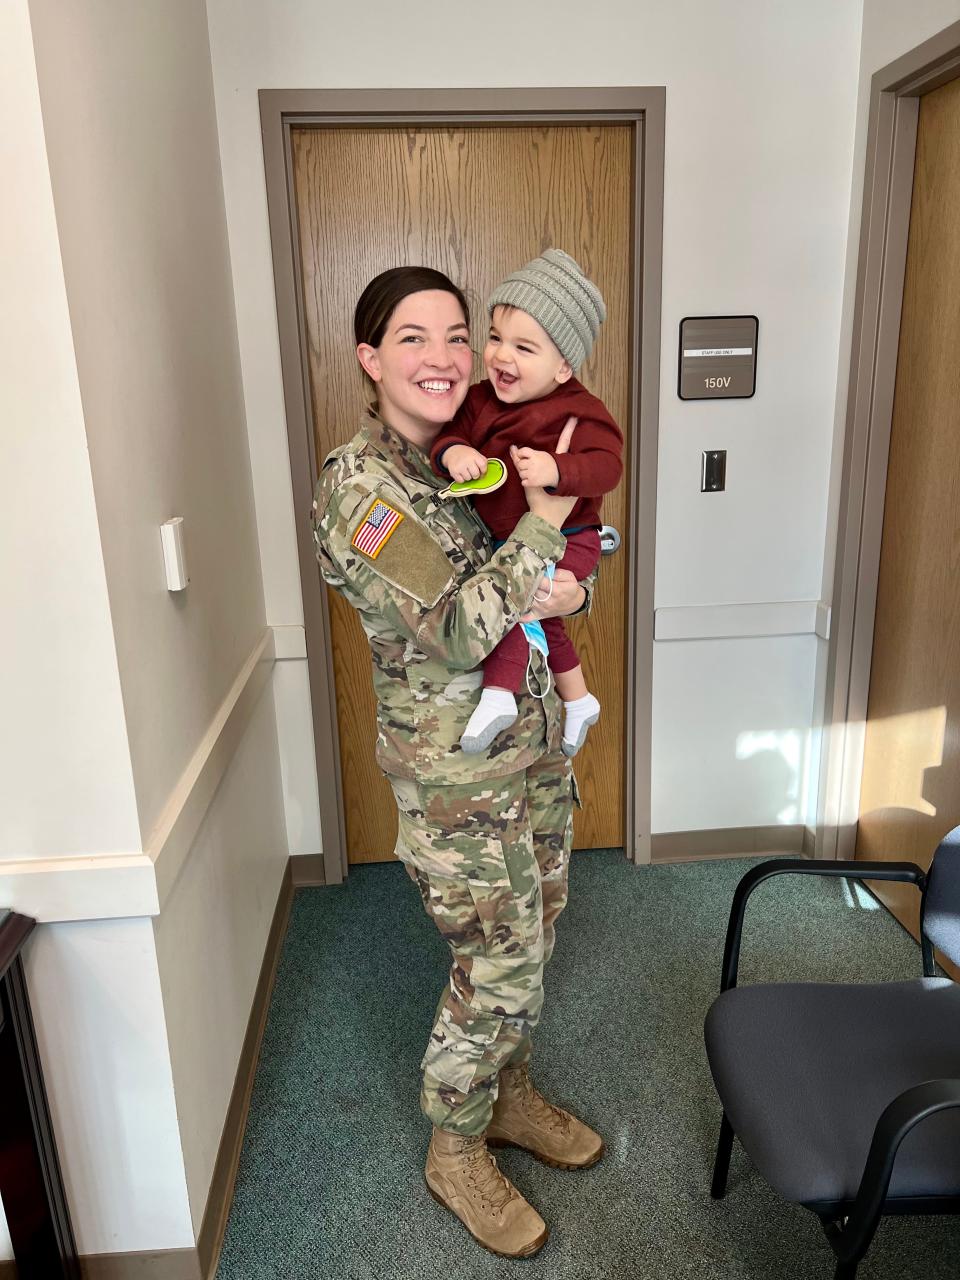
[272,656,323,858]
[21,919,193,1256]
[653,635,819,833]
[154,678,288,1230]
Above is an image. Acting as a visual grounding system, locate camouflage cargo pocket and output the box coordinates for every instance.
[495,833,544,953]
[389,774,543,955]
[422,1003,505,1095]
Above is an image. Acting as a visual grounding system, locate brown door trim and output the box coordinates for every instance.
[260,88,665,882]
[818,21,960,860]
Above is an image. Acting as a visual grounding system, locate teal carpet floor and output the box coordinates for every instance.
[216,851,959,1278]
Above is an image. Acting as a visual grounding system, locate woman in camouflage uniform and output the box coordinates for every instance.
[311,267,604,1259]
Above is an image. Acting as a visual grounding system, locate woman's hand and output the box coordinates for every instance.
[516,416,578,529]
[520,569,586,621]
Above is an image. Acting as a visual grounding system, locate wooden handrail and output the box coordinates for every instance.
[0,912,36,983]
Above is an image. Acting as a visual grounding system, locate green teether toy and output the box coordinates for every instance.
[438,458,507,501]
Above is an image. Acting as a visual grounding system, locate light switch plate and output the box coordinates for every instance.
[701,450,727,492]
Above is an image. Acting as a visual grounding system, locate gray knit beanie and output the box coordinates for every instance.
[487,248,606,370]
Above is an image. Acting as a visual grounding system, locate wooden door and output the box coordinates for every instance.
[292,124,634,863]
[855,77,960,940]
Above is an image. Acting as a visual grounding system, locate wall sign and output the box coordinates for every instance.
[678,315,758,400]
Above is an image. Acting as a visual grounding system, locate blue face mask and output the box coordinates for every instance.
[521,618,549,655]
[520,561,555,657]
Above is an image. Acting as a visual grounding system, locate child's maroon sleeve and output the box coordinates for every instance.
[551,410,624,497]
[430,384,482,476]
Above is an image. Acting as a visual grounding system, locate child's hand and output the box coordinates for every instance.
[443,444,489,482]
[510,447,561,489]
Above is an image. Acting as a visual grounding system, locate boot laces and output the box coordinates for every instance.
[458,1136,514,1214]
[513,1067,571,1134]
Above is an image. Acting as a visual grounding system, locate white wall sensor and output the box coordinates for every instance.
[160,517,189,592]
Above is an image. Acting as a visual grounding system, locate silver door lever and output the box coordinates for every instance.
[599,525,621,556]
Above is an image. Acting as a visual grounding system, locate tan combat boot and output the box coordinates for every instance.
[424,1126,548,1258]
[486,1064,605,1169]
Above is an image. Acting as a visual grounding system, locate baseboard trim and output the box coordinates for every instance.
[650,824,807,863]
[83,1252,202,1279]
[290,854,326,887]
[1,1252,201,1279]
[196,860,295,1278]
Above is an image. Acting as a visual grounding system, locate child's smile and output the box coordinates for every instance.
[484,305,572,405]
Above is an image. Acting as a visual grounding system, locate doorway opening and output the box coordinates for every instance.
[261,89,664,882]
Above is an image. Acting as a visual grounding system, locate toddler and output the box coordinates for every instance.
[431,249,622,756]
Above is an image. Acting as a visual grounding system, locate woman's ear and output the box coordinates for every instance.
[555,360,574,385]
[357,343,382,382]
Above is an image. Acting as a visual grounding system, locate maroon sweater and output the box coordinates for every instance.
[431,378,623,540]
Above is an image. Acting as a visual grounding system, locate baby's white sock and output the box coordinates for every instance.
[562,692,601,757]
[461,688,518,755]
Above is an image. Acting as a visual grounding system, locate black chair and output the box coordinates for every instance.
[704,826,960,1279]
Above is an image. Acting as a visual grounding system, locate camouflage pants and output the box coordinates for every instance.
[390,752,576,1136]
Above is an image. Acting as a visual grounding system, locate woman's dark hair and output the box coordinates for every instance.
[354,266,470,348]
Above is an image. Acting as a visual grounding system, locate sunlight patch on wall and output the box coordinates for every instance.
[735,728,812,825]
[860,705,947,819]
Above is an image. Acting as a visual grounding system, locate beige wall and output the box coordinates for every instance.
[1,0,139,860]
[29,0,268,843]
[205,0,862,835]
[0,0,292,1259]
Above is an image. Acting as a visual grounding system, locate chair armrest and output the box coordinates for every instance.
[825,1078,960,1267]
[719,858,927,992]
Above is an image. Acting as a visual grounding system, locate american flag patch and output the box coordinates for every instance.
[351,499,404,559]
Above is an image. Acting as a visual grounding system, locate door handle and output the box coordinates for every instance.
[599,525,621,556]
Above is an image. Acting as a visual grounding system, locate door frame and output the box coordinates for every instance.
[260,87,665,884]
[817,22,960,861]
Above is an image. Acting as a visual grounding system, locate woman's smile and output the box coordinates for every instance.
[418,378,456,397]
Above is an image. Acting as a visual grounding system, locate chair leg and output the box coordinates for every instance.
[834,1262,858,1280]
[711,1112,734,1199]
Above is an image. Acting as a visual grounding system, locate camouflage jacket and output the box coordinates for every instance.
[311,410,573,784]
